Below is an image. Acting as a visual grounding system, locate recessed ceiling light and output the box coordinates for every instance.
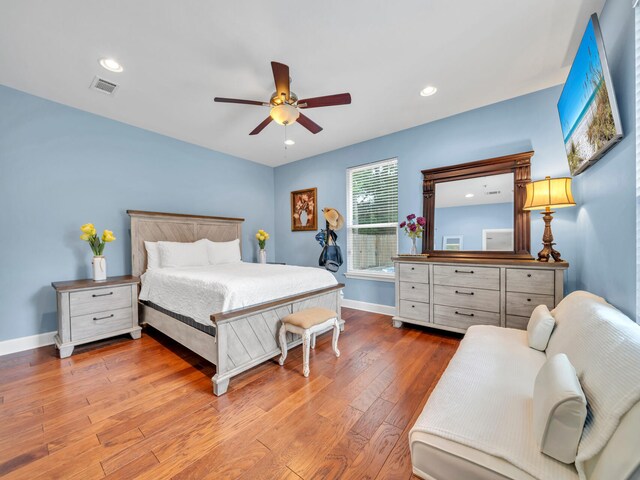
[465,193,475,198]
[99,58,123,73]
[284,139,295,146]
[420,86,438,97]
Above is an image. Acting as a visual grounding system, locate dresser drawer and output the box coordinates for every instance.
[71,308,133,341]
[506,292,555,318]
[398,263,429,283]
[506,269,554,295]
[399,300,430,322]
[433,265,500,291]
[433,285,500,313]
[70,285,132,317]
[399,282,429,302]
[433,305,500,330]
[506,315,529,330]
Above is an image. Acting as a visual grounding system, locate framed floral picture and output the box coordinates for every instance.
[291,188,317,231]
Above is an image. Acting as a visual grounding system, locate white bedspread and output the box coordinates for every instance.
[139,262,338,327]
[411,326,579,480]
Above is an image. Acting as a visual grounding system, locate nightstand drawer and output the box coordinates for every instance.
[70,285,131,317]
[71,308,133,341]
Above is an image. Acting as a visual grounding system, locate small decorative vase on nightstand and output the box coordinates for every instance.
[259,250,267,264]
[410,238,418,255]
[92,256,107,281]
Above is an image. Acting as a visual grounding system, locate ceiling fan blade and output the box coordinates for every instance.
[297,113,323,134]
[298,93,352,109]
[214,97,268,106]
[249,116,273,135]
[271,61,290,102]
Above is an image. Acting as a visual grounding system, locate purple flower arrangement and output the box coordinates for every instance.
[399,213,426,239]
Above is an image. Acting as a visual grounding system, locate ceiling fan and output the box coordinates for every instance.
[214,61,351,136]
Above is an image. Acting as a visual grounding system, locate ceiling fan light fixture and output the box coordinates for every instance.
[99,58,123,73]
[284,139,295,146]
[270,103,299,125]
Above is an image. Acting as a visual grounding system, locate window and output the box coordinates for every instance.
[346,158,398,280]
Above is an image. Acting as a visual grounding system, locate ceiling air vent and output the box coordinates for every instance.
[90,76,118,95]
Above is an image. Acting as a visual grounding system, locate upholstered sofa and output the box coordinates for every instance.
[409,291,640,480]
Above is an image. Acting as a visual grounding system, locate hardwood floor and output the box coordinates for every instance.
[0,308,460,479]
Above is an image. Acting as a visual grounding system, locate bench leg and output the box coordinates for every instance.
[302,330,311,377]
[332,319,340,358]
[311,332,317,349]
[278,324,288,366]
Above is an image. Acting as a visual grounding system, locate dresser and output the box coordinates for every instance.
[52,275,141,358]
[392,257,568,333]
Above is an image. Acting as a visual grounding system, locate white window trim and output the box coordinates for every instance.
[346,157,398,279]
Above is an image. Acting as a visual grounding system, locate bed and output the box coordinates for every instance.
[128,210,344,395]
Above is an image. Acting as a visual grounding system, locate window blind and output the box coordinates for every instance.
[346,158,398,276]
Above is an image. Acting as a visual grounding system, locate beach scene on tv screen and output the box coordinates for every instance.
[558,18,618,175]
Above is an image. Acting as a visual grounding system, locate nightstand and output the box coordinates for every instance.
[51,275,141,358]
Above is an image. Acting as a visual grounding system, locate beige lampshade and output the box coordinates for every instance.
[524,176,576,210]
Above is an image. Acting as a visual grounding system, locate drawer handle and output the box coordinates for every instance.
[411,305,415,308]
[455,311,475,317]
[527,298,532,302]
[454,290,474,296]
[411,286,415,289]
[454,269,474,274]
[411,267,415,271]
[93,314,114,321]
[92,292,114,298]
[527,274,532,278]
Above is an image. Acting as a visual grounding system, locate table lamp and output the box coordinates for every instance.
[524,176,576,262]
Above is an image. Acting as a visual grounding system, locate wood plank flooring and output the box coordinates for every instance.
[0,308,460,479]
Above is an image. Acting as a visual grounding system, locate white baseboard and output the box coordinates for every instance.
[0,331,57,356]
[341,299,395,316]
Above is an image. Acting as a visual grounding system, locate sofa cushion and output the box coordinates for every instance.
[548,291,640,478]
[410,325,578,480]
[528,304,555,351]
[533,353,587,463]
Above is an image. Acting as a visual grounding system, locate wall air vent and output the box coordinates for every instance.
[90,76,118,95]
[485,190,501,195]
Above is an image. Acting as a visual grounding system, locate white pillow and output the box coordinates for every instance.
[533,353,587,464]
[144,241,161,270]
[206,239,242,265]
[527,304,556,351]
[157,240,209,268]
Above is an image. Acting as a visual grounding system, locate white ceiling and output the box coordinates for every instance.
[436,173,514,208]
[0,0,605,167]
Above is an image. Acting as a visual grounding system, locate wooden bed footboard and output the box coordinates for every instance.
[140,284,344,395]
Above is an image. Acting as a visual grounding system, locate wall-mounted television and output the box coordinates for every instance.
[557,13,623,176]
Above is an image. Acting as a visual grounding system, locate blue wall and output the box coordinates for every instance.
[572,0,636,319]
[0,85,275,341]
[274,86,578,307]
[435,203,513,251]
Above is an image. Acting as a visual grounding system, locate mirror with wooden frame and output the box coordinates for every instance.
[422,151,533,260]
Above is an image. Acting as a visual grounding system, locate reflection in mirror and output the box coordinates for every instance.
[434,173,514,251]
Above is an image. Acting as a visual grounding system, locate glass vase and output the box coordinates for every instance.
[259,249,267,264]
[410,237,418,255]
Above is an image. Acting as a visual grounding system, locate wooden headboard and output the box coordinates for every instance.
[127,210,244,277]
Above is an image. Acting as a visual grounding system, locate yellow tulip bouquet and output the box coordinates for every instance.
[80,223,116,256]
[255,229,270,250]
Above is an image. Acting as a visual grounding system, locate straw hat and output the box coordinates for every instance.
[322,207,344,231]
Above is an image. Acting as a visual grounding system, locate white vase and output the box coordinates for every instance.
[410,237,418,255]
[259,249,267,264]
[93,256,107,281]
